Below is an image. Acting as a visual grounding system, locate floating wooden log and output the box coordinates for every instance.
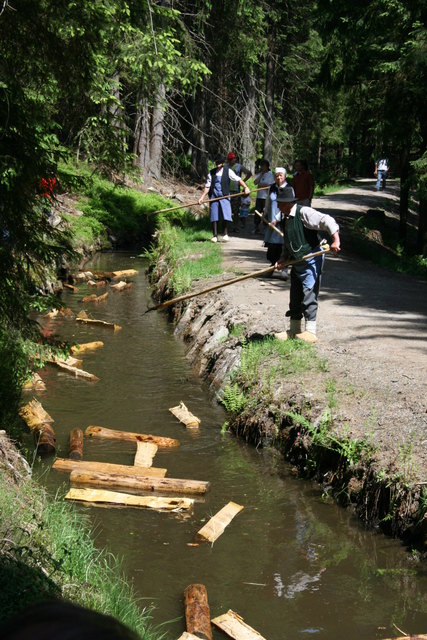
[69,428,84,460]
[94,292,109,303]
[85,425,179,448]
[71,341,104,354]
[87,279,107,288]
[63,283,79,293]
[70,470,210,496]
[47,359,99,382]
[82,294,97,303]
[195,501,244,543]
[65,487,193,511]
[184,584,212,640]
[112,269,138,279]
[76,312,121,331]
[177,633,201,640]
[53,458,167,478]
[111,280,133,292]
[44,308,59,319]
[134,441,158,467]
[22,373,46,391]
[169,402,200,429]
[19,399,56,455]
[44,307,74,319]
[211,610,266,640]
[381,636,427,640]
[62,356,83,368]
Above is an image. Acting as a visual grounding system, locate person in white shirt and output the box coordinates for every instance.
[375,157,389,190]
[198,154,250,242]
[253,159,275,234]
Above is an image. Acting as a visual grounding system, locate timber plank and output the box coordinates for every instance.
[134,441,158,467]
[63,283,79,293]
[47,360,99,382]
[71,341,104,354]
[211,610,266,640]
[177,634,201,640]
[195,501,244,543]
[85,425,179,448]
[52,458,167,478]
[65,487,193,511]
[69,470,209,495]
[76,316,121,331]
[169,401,201,429]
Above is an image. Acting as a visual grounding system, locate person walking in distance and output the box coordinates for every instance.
[253,159,275,234]
[226,152,252,232]
[274,188,341,343]
[374,156,389,191]
[292,159,315,205]
[198,154,250,242]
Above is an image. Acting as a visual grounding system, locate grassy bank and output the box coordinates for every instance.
[0,440,159,637]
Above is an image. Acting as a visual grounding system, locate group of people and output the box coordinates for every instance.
[198,153,340,344]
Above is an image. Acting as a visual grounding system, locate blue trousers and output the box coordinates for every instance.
[376,170,387,190]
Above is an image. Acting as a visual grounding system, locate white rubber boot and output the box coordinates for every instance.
[296,320,318,343]
[275,318,301,341]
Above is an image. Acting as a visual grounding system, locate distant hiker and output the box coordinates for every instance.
[374,156,389,191]
[239,193,251,228]
[292,159,314,205]
[263,167,291,272]
[198,154,250,242]
[274,188,340,343]
[253,159,275,234]
[226,152,252,232]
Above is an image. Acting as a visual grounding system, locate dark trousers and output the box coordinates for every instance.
[266,243,282,265]
[255,198,265,227]
[288,267,322,321]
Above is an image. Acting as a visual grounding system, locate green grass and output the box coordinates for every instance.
[0,474,160,638]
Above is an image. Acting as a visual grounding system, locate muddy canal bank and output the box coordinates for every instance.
[149,245,427,550]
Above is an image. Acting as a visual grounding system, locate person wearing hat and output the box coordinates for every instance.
[226,152,252,232]
[274,188,341,343]
[198,154,250,242]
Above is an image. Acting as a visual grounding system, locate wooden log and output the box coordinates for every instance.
[19,399,56,455]
[134,441,158,467]
[111,281,133,292]
[82,294,97,303]
[47,359,99,382]
[184,584,212,640]
[69,428,84,460]
[59,307,74,317]
[87,279,107,288]
[94,292,109,303]
[71,341,104,354]
[65,487,194,511]
[53,458,167,478]
[63,356,83,368]
[211,610,266,640]
[44,308,59,319]
[195,502,244,543]
[85,425,179,448]
[63,283,79,293]
[381,637,427,640]
[169,402,201,429]
[76,315,121,331]
[70,470,210,495]
[112,269,138,279]
[22,373,46,391]
[177,633,201,640]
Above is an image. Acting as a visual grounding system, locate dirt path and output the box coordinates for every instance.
[219,179,427,481]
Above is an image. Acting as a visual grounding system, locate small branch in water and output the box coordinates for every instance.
[392,622,408,636]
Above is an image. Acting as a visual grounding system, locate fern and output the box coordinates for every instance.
[221,384,248,415]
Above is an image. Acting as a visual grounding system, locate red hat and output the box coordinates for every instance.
[227,152,236,161]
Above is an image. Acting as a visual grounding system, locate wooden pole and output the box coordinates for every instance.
[70,470,210,496]
[69,428,84,460]
[53,458,167,478]
[184,584,212,640]
[84,425,180,448]
[254,209,284,238]
[145,246,330,313]
[152,187,266,216]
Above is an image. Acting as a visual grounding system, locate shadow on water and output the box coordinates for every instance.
[28,252,427,639]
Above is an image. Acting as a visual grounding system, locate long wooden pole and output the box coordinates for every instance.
[144,246,330,313]
[152,187,267,215]
[254,209,284,238]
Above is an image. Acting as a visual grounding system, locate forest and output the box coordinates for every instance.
[0,0,426,423]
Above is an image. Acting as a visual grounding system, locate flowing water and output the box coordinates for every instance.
[32,252,427,639]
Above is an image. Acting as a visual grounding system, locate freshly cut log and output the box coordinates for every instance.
[184,584,212,640]
[65,487,194,511]
[169,402,200,428]
[85,425,179,448]
[94,292,108,303]
[70,470,210,495]
[47,359,99,382]
[59,307,74,317]
[88,279,107,288]
[76,314,121,331]
[22,373,46,391]
[111,281,132,292]
[177,634,201,640]
[71,341,104,354]
[44,308,59,319]
[90,270,114,280]
[53,458,167,478]
[63,356,83,368]
[19,399,56,455]
[112,269,138,279]
[63,283,79,293]
[211,610,266,640]
[82,294,97,303]
[195,501,244,543]
[69,428,84,460]
[134,441,158,467]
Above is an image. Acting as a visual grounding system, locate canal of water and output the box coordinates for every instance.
[32,251,427,639]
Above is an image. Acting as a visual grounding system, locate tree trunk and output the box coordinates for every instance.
[190,82,208,180]
[150,83,166,179]
[399,145,410,245]
[263,24,276,164]
[417,195,427,256]
[134,97,151,185]
[109,73,125,149]
[241,73,257,173]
